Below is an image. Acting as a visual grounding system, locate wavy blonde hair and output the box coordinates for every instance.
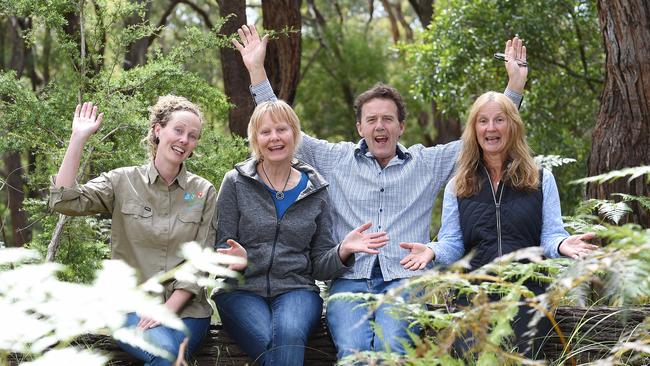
[143,95,203,160]
[455,91,539,197]
[247,100,302,161]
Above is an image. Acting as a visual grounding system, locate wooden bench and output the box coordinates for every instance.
[79,305,649,365]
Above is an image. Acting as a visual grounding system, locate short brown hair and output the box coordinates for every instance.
[247,100,302,161]
[144,95,203,159]
[354,83,406,122]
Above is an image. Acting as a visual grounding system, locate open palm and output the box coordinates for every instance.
[72,102,104,139]
[232,24,268,72]
[504,37,528,90]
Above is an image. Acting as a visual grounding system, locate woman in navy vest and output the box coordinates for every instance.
[416,91,598,358]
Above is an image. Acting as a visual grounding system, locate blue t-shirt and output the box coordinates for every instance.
[265,171,308,219]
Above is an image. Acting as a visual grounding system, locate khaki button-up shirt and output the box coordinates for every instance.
[49,162,217,318]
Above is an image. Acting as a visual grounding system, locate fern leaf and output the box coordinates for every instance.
[612,193,650,212]
[571,165,650,185]
[534,155,576,171]
[597,201,632,224]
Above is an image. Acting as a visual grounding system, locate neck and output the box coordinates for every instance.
[483,155,505,181]
[154,156,181,185]
[261,159,292,178]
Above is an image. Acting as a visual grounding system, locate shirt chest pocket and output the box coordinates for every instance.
[119,202,154,246]
[178,210,202,225]
[173,210,203,242]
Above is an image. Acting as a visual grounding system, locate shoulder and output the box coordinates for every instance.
[408,140,462,158]
[101,165,144,182]
[186,171,216,191]
[221,168,242,184]
[294,159,327,188]
[541,168,556,184]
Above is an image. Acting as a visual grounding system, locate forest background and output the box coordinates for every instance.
[0,0,648,280]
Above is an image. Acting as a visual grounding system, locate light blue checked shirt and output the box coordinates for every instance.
[251,80,522,280]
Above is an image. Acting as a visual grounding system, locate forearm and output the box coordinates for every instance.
[55,134,88,188]
[165,289,193,314]
[248,64,268,85]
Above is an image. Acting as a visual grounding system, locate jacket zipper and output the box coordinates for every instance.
[483,166,505,258]
[257,174,328,297]
[266,222,281,297]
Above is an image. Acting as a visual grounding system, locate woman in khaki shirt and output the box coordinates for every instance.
[50,96,245,366]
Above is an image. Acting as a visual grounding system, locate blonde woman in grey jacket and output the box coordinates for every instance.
[213,100,388,365]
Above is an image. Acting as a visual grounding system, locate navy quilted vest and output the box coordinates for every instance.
[458,167,543,271]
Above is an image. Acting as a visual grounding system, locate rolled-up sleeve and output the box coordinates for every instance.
[49,173,115,215]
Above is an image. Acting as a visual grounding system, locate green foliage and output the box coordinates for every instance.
[0,0,246,282]
[571,165,650,185]
[24,199,110,284]
[404,0,603,212]
[296,3,391,142]
[0,242,242,365]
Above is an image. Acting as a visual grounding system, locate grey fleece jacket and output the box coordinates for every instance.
[214,158,353,298]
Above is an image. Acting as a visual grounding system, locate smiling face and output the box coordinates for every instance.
[256,112,296,164]
[154,110,202,166]
[356,98,405,168]
[474,100,510,162]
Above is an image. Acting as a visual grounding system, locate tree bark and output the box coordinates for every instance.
[262,0,302,105]
[217,0,255,137]
[590,0,650,226]
[123,0,153,70]
[3,153,31,246]
[408,0,434,28]
[2,17,32,246]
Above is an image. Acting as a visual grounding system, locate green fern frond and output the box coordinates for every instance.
[612,193,650,212]
[598,201,632,224]
[534,155,577,170]
[571,165,650,185]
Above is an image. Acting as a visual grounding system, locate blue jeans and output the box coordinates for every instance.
[326,263,419,358]
[214,289,322,366]
[117,313,210,366]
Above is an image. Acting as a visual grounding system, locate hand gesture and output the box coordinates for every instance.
[71,102,104,141]
[399,242,434,271]
[217,239,248,271]
[339,222,389,259]
[559,232,598,259]
[504,36,528,94]
[232,24,268,74]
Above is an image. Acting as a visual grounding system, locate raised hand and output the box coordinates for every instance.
[71,102,104,141]
[339,222,389,260]
[504,36,528,94]
[217,239,248,271]
[559,232,598,259]
[55,102,105,188]
[232,24,268,83]
[399,242,434,271]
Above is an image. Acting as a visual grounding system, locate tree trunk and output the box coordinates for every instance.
[262,0,302,105]
[2,16,32,246]
[217,0,255,137]
[408,0,434,28]
[431,100,461,145]
[3,152,31,246]
[123,0,153,70]
[589,1,650,226]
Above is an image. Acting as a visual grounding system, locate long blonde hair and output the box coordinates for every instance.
[455,91,539,197]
